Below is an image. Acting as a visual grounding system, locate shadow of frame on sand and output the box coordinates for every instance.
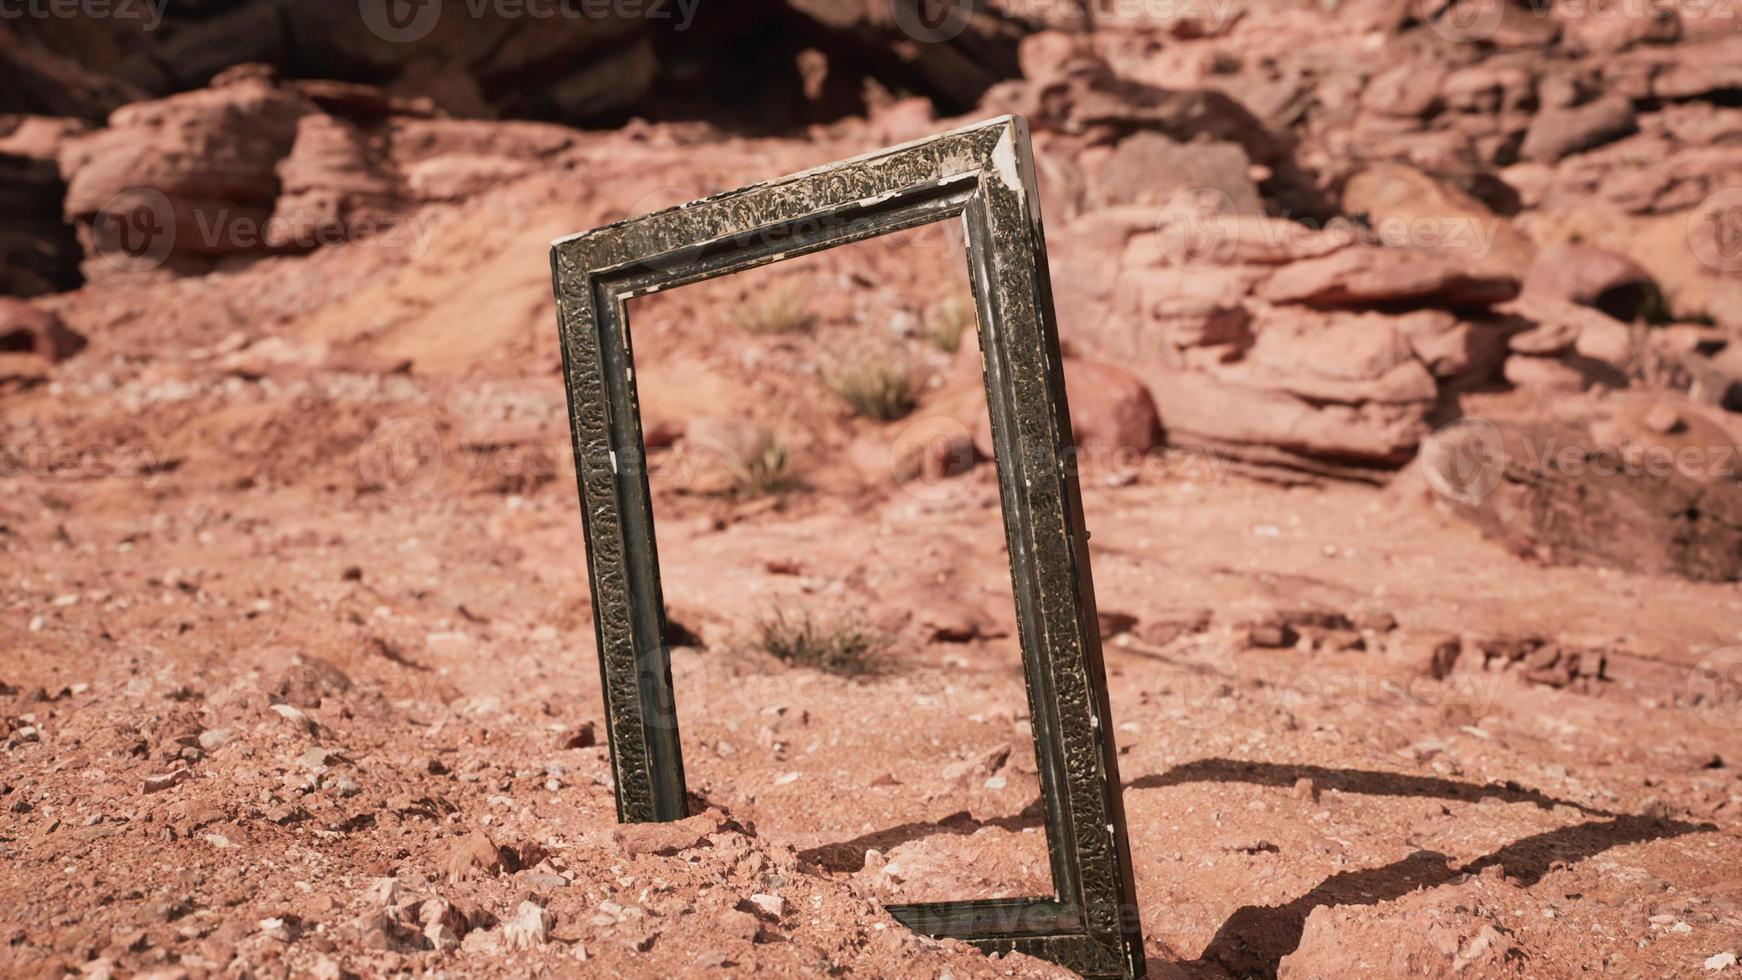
[797,757,1717,978]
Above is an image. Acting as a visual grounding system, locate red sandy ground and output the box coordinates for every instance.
[3,134,1741,978]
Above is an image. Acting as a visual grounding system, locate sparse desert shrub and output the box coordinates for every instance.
[824,350,923,421]
[730,277,816,335]
[752,608,888,675]
[724,435,793,498]
[923,293,975,354]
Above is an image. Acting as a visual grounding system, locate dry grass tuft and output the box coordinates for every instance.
[752,608,888,675]
[824,350,923,421]
[724,436,793,498]
[923,294,975,354]
[730,278,817,335]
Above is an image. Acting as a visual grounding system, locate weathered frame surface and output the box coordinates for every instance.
[549,116,1144,979]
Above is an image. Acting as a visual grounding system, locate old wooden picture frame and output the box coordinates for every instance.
[549,116,1145,979]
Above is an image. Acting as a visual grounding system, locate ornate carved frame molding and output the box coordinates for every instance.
[550,116,1144,979]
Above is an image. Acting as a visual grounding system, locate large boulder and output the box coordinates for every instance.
[59,68,313,275]
[1059,359,1164,456]
[1521,243,1659,321]
[1051,202,1519,475]
[0,298,85,362]
[56,69,578,279]
[1089,132,1262,212]
[1341,163,1536,279]
[1146,308,1443,468]
[1258,245,1520,309]
[1519,95,1638,162]
[1418,410,1742,581]
[970,357,1162,460]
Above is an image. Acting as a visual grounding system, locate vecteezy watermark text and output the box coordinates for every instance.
[0,443,168,485]
[0,0,165,30]
[359,0,698,43]
[1152,187,1508,271]
[91,186,441,273]
[1420,415,1742,504]
[889,0,1241,43]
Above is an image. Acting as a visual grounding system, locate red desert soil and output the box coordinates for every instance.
[5,214,1741,975]
[5,2,1742,977]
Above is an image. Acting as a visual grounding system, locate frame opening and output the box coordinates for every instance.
[551,116,1145,979]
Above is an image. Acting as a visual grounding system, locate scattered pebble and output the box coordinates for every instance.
[501,901,553,950]
[445,830,503,883]
[198,728,234,751]
[142,770,190,794]
[1214,837,1279,855]
[748,893,785,918]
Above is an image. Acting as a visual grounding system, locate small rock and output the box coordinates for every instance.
[298,747,333,769]
[1135,607,1213,646]
[1097,611,1138,639]
[501,901,552,950]
[914,603,984,644]
[718,908,760,944]
[1248,623,1299,649]
[143,770,190,794]
[419,898,469,951]
[269,703,317,735]
[1214,836,1278,854]
[1706,951,1737,972]
[355,910,419,952]
[1292,778,1318,803]
[154,898,194,922]
[363,878,399,907]
[1643,404,1683,435]
[1390,631,1462,681]
[748,893,785,919]
[1352,609,1398,633]
[521,871,569,890]
[943,744,1012,783]
[560,722,597,750]
[197,728,234,752]
[612,808,726,857]
[444,830,503,883]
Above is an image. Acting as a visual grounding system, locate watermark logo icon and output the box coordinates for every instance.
[889,414,978,503]
[1153,187,1239,271]
[891,0,974,43]
[1419,416,1507,503]
[358,417,443,500]
[92,187,175,273]
[360,0,442,42]
[1416,0,1505,42]
[1688,646,1742,732]
[1688,187,1742,276]
[1156,643,1241,731]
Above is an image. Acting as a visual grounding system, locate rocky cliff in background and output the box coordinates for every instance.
[3,0,1741,576]
[0,0,1026,127]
